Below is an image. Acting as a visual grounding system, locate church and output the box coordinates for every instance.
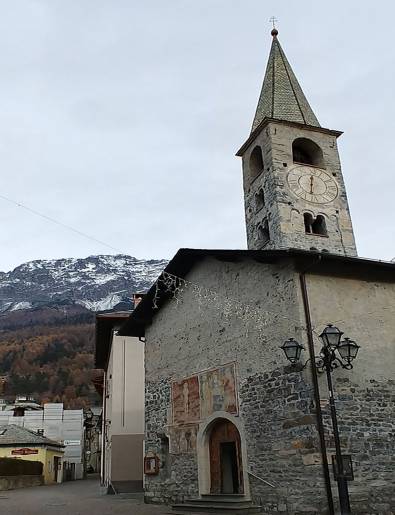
[119,29,395,514]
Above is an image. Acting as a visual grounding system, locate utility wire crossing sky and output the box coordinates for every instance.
[0,1,394,271]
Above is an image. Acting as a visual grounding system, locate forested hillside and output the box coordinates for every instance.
[0,253,166,408]
[0,305,98,408]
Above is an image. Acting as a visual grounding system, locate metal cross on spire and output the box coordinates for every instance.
[269,16,279,37]
[269,16,278,29]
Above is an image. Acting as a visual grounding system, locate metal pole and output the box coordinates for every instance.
[299,273,335,515]
[323,347,351,515]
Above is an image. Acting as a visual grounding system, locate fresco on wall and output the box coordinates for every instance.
[199,363,238,418]
[168,424,198,454]
[172,375,200,424]
[171,363,238,426]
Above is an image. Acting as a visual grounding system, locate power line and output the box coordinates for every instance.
[1,193,391,333]
[0,193,124,254]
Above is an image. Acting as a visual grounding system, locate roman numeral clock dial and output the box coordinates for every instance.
[287,165,338,204]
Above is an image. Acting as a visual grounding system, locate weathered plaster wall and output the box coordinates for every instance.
[103,334,144,490]
[144,258,327,510]
[145,258,395,514]
[305,274,395,514]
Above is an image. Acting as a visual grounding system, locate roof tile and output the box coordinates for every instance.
[252,35,320,131]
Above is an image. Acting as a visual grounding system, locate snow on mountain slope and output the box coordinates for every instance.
[0,254,167,313]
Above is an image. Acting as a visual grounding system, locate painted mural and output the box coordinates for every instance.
[172,375,200,424]
[168,425,198,454]
[199,363,238,418]
[169,363,238,455]
[171,363,238,425]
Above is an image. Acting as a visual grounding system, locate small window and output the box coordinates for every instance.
[293,138,324,168]
[249,146,264,179]
[304,213,327,236]
[258,219,270,246]
[255,188,265,211]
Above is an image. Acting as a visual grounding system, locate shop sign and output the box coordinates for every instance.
[11,448,38,455]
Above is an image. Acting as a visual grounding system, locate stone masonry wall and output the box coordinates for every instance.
[322,376,395,514]
[240,368,329,513]
[143,258,331,511]
[143,258,394,513]
[306,274,395,514]
[0,474,44,491]
[145,378,199,504]
[242,121,357,256]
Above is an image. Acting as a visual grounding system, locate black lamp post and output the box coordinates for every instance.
[280,324,360,515]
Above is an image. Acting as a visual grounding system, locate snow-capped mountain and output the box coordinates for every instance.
[0,254,167,313]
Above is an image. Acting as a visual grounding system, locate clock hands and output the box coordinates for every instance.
[288,166,338,203]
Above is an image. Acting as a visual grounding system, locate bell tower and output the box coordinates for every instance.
[237,28,357,256]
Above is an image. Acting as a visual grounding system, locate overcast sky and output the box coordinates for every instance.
[0,1,394,271]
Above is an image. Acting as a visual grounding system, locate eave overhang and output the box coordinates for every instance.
[118,248,395,339]
[236,118,343,157]
[95,312,132,369]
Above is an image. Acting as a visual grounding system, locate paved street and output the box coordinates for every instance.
[0,477,171,515]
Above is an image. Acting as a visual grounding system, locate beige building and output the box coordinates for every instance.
[95,311,144,493]
[0,424,64,485]
[0,403,84,480]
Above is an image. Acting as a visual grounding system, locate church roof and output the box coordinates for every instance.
[251,31,320,131]
[118,248,395,338]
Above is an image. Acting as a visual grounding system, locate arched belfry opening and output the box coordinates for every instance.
[304,213,327,236]
[249,146,264,179]
[292,138,324,168]
[209,419,243,494]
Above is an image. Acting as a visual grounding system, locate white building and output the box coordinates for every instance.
[95,310,144,493]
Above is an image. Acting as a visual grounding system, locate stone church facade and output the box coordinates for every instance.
[121,251,394,513]
[119,30,395,514]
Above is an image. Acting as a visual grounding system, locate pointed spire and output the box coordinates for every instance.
[251,30,320,132]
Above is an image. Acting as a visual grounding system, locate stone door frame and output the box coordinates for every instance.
[196,411,250,498]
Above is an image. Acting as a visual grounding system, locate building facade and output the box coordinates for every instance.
[118,28,395,515]
[0,403,84,480]
[120,250,394,514]
[95,312,144,493]
[0,424,64,485]
[84,406,102,474]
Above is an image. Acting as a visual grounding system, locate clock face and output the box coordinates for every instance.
[287,166,338,204]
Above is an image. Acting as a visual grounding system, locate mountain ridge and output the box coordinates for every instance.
[0,253,167,407]
[0,254,167,313]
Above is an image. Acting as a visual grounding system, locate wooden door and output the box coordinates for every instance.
[209,419,243,494]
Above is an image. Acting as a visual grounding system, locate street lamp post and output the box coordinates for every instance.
[280,325,360,515]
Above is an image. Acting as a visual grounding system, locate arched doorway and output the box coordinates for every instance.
[209,419,244,494]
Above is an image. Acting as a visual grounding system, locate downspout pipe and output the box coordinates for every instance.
[299,268,335,515]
